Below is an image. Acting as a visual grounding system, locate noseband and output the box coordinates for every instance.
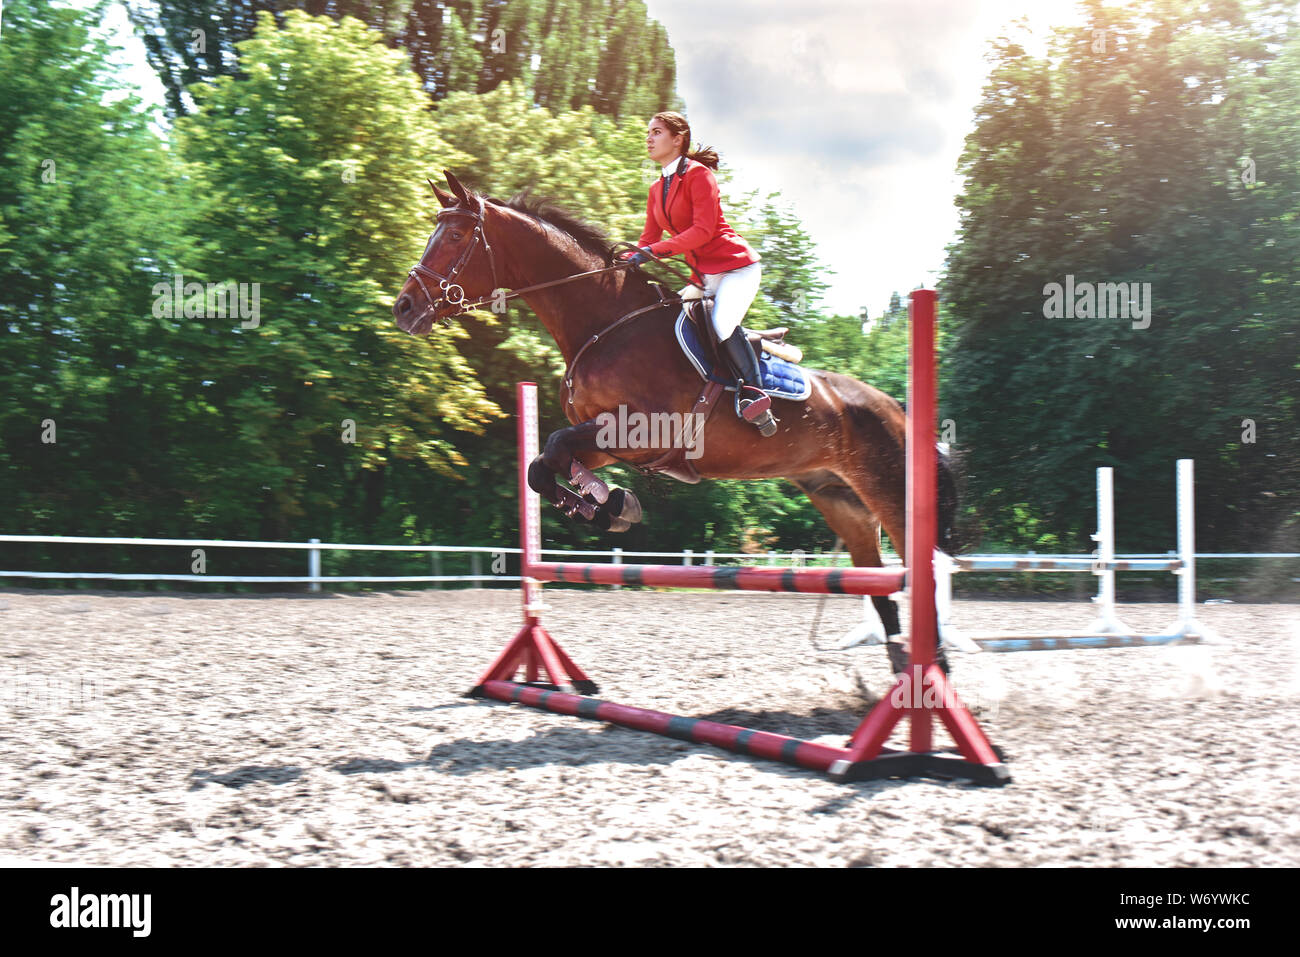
[406,196,501,323]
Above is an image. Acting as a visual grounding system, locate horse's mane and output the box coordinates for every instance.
[488,189,616,262]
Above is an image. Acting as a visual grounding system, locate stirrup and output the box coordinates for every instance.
[736,385,778,437]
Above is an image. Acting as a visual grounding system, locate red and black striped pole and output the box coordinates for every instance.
[478,680,850,773]
[531,559,904,595]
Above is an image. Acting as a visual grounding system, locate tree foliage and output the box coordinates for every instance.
[125,0,679,119]
[1,0,190,549]
[170,10,498,546]
[944,0,1299,552]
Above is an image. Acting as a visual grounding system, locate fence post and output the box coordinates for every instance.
[308,538,321,593]
[683,548,693,566]
[611,546,622,591]
[705,549,714,566]
[432,550,443,589]
[470,551,482,586]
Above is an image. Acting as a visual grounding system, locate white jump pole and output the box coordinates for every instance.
[1087,467,1130,635]
[1176,459,1196,631]
[1159,458,1215,641]
[933,549,978,652]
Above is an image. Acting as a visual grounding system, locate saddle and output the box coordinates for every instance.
[627,294,811,485]
[674,299,811,402]
[680,297,802,370]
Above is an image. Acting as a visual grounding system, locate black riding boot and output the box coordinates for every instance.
[719,328,777,437]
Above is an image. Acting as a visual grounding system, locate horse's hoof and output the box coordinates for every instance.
[592,488,640,532]
[608,487,642,524]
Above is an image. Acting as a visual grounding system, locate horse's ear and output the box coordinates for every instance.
[444,169,472,205]
[427,178,457,208]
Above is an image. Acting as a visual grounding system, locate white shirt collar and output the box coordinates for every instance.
[662,157,684,178]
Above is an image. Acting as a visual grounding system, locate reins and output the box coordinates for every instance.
[485,243,699,307]
[410,197,701,323]
[408,200,709,404]
[560,292,712,404]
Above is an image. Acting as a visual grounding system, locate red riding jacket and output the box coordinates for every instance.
[636,158,760,279]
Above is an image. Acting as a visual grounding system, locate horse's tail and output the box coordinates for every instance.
[936,445,961,555]
[835,376,961,555]
[887,385,962,555]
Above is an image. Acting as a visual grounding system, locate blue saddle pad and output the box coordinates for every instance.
[674,311,811,400]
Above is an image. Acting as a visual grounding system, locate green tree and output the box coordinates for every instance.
[172,10,497,545]
[0,0,192,557]
[944,0,1299,552]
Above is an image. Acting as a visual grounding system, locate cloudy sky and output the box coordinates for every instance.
[644,0,1090,317]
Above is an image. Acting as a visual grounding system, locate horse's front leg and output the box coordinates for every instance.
[542,421,612,503]
[526,420,643,532]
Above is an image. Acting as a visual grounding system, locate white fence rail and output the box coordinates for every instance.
[0,535,894,590]
[0,534,1296,590]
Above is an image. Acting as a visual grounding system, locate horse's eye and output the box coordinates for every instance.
[451,230,463,241]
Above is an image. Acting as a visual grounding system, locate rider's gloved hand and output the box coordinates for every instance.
[619,247,653,266]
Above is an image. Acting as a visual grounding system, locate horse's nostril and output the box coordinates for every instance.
[395,295,412,316]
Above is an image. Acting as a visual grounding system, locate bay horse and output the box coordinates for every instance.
[393,171,955,667]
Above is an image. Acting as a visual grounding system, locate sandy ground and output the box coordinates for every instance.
[0,587,1297,867]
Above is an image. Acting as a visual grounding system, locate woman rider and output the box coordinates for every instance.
[618,111,776,436]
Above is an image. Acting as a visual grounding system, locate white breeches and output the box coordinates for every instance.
[680,261,762,340]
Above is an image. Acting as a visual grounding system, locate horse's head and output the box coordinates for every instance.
[393,170,502,336]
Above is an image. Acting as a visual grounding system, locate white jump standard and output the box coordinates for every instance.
[936,459,1214,652]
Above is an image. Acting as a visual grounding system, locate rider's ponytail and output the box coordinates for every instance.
[686,145,720,170]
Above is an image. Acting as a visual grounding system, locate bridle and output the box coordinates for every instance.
[405,194,712,404]
[405,196,502,324]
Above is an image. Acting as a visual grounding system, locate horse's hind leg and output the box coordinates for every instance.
[793,472,948,675]
[790,475,900,645]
